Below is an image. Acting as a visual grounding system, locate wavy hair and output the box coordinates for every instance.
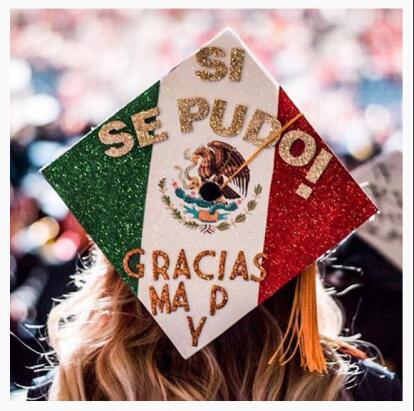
[47,248,356,400]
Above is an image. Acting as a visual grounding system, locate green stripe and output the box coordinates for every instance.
[42,81,160,294]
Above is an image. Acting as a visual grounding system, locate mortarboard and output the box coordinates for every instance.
[41,28,377,372]
[352,151,402,270]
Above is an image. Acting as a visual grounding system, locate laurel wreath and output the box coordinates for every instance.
[158,178,201,230]
[158,178,262,232]
[215,184,262,231]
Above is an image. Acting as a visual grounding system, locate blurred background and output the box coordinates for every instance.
[10,9,402,392]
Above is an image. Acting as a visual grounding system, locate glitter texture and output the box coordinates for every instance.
[173,249,191,279]
[279,129,317,167]
[177,97,210,133]
[210,285,228,316]
[149,284,172,315]
[229,251,249,281]
[172,281,190,312]
[218,250,227,280]
[123,248,145,279]
[229,48,245,82]
[210,99,247,137]
[131,107,168,147]
[41,81,161,295]
[152,250,170,280]
[250,252,267,282]
[258,88,378,303]
[306,148,333,183]
[195,46,227,81]
[244,109,281,146]
[39,29,379,361]
[187,316,207,346]
[193,250,215,280]
[296,183,313,200]
[98,120,135,157]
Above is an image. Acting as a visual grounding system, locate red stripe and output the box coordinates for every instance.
[258,87,377,304]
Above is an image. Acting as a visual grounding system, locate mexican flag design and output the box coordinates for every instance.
[42,29,377,359]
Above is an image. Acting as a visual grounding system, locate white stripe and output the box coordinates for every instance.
[139,29,280,358]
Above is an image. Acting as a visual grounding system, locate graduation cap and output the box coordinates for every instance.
[41,29,377,372]
[352,151,402,270]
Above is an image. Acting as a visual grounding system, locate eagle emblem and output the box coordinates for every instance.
[159,140,262,234]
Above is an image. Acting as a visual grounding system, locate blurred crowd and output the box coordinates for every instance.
[10,9,402,390]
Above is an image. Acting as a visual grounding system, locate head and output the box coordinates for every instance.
[187,177,201,191]
[192,146,213,165]
[192,147,205,161]
[47,247,356,400]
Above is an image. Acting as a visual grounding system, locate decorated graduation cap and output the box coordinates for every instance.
[41,29,377,372]
[352,151,402,270]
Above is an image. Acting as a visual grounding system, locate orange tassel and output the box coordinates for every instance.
[268,262,328,373]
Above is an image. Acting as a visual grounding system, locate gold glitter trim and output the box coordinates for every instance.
[229,48,245,82]
[98,120,134,158]
[149,284,172,316]
[172,281,190,312]
[195,47,227,81]
[187,316,207,347]
[230,251,249,281]
[131,107,168,148]
[173,249,191,279]
[250,253,268,282]
[122,248,145,279]
[152,250,170,280]
[210,99,247,137]
[296,183,313,200]
[244,109,282,147]
[279,130,316,167]
[210,285,228,316]
[177,97,210,133]
[193,250,215,280]
[306,148,333,183]
[218,251,227,280]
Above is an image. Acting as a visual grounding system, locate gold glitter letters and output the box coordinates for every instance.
[173,249,191,279]
[172,281,190,312]
[295,148,333,200]
[218,251,227,280]
[98,120,134,158]
[296,183,313,200]
[187,316,207,347]
[152,250,170,280]
[230,251,249,281]
[229,48,245,82]
[195,47,227,81]
[250,253,267,282]
[195,47,245,82]
[279,130,316,167]
[123,248,268,282]
[149,284,172,316]
[210,99,248,137]
[149,282,191,315]
[123,248,145,279]
[177,97,210,133]
[210,285,228,316]
[131,107,168,148]
[193,250,216,280]
[244,109,282,146]
[305,148,333,184]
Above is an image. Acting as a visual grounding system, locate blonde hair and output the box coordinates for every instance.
[47,249,354,400]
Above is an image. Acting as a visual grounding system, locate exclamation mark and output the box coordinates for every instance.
[296,148,333,199]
